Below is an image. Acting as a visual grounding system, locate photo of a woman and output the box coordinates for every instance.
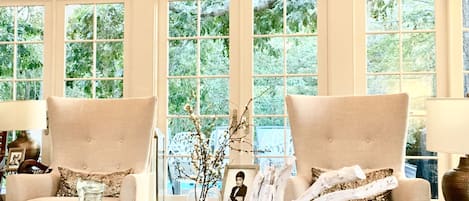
[230,171,248,201]
[222,165,258,201]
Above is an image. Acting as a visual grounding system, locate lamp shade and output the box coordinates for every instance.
[426,98,469,154]
[0,100,47,131]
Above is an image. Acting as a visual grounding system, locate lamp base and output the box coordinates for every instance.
[442,155,469,201]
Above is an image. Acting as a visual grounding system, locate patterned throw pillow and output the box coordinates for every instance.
[311,167,393,201]
[56,166,132,197]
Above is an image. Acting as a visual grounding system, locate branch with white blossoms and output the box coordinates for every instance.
[175,98,254,201]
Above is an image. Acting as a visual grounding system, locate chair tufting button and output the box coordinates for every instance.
[365,138,372,143]
[328,138,333,143]
[87,137,92,142]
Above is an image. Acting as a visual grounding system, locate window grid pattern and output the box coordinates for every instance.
[165,0,230,195]
[0,6,44,101]
[252,0,318,170]
[365,0,437,198]
[64,3,124,99]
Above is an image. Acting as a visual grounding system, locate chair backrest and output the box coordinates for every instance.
[286,93,409,179]
[47,96,156,173]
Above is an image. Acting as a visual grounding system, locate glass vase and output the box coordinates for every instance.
[186,185,220,201]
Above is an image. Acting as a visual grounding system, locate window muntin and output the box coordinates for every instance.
[365,0,437,198]
[0,6,44,101]
[252,0,318,170]
[64,3,124,98]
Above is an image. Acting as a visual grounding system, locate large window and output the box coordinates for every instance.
[163,0,231,195]
[365,0,437,198]
[159,0,320,196]
[0,6,44,101]
[252,0,318,170]
[64,3,124,98]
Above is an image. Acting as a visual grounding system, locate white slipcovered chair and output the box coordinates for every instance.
[284,93,430,201]
[6,96,157,201]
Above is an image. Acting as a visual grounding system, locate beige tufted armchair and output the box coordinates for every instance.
[6,96,157,201]
[284,93,430,201]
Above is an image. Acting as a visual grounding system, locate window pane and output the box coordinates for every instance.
[168,118,192,154]
[254,0,283,35]
[66,5,93,40]
[97,4,124,39]
[286,37,317,74]
[168,78,197,115]
[65,80,92,98]
[96,42,124,78]
[402,0,434,30]
[464,32,469,71]
[254,117,285,156]
[0,82,12,101]
[0,7,14,42]
[17,44,43,79]
[66,42,93,78]
[17,6,44,41]
[0,44,14,78]
[169,40,197,76]
[16,81,42,100]
[465,0,469,28]
[287,77,317,95]
[96,80,123,98]
[200,39,229,75]
[366,0,398,31]
[406,159,438,199]
[367,34,399,73]
[367,75,400,95]
[402,33,435,72]
[286,0,317,33]
[464,74,469,97]
[406,117,435,157]
[200,78,229,115]
[201,0,229,36]
[402,74,436,112]
[254,37,283,75]
[169,1,197,37]
[254,77,284,115]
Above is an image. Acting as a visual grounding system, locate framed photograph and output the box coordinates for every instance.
[222,165,259,201]
[6,148,25,171]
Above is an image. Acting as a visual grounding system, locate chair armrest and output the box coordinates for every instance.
[6,173,60,201]
[120,173,156,201]
[392,177,431,201]
[284,176,312,201]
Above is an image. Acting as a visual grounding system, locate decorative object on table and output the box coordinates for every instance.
[426,98,469,201]
[17,159,52,174]
[0,100,47,163]
[221,165,258,201]
[6,148,25,171]
[248,158,294,201]
[77,178,106,201]
[175,98,254,201]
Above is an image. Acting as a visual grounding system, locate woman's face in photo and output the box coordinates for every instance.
[236,177,244,186]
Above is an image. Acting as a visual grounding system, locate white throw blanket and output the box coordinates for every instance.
[294,165,398,201]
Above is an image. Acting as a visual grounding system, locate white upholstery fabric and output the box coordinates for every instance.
[284,94,430,201]
[6,96,157,201]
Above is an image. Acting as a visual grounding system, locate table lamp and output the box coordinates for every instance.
[0,100,47,161]
[426,98,469,201]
